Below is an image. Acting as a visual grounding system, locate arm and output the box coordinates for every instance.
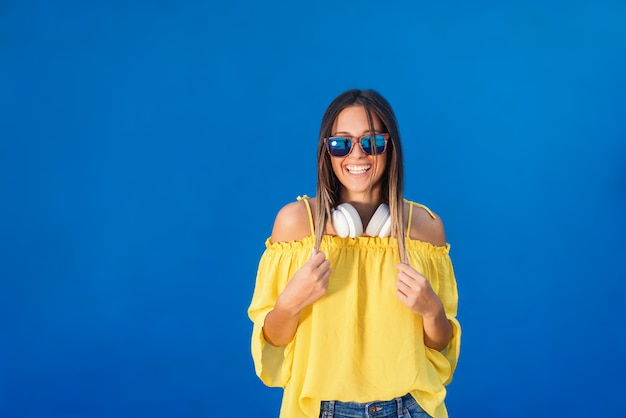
[421,297,453,351]
[262,200,332,346]
[397,204,452,351]
[396,263,453,351]
[263,248,331,346]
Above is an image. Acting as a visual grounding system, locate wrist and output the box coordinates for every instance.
[273,299,301,320]
[421,300,445,321]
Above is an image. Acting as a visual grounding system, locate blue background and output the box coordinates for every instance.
[1,0,625,417]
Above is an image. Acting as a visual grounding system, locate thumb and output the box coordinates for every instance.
[309,247,321,262]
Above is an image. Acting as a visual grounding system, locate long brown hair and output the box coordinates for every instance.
[314,89,408,263]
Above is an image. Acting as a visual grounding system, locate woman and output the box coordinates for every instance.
[248,89,461,417]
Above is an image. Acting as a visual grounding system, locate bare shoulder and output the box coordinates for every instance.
[405,201,447,247]
[270,198,314,243]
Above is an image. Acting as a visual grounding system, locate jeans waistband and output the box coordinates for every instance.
[320,393,416,417]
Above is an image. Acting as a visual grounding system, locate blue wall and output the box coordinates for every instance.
[1,1,625,417]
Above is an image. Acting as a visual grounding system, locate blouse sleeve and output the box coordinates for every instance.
[409,243,462,386]
[247,238,311,387]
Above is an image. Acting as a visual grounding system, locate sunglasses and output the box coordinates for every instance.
[325,133,389,157]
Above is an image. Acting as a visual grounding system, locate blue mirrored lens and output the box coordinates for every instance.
[361,135,386,154]
[374,134,386,153]
[328,138,352,156]
[361,136,373,153]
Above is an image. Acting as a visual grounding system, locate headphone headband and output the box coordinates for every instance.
[331,203,391,238]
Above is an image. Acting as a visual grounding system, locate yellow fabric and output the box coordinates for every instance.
[248,197,461,418]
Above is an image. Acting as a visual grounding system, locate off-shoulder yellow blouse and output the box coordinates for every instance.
[248,196,461,418]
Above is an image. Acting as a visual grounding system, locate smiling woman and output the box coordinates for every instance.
[248,89,461,418]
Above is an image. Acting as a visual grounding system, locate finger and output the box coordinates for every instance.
[396,279,412,295]
[399,264,429,283]
[320,267,332,285]
[312,258,330,274]
[396,262,413,274]
[396,274,411,290]
[396,289,408,302]
[397,263,418,280]
[399,274,428,295]
[397,270,418,287]
[308,250,327,267]
[315,259,331,275]
[310,248,327,263]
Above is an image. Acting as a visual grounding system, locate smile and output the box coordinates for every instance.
[346,164,371,174]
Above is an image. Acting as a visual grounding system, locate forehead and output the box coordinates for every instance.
[332,105,383,133]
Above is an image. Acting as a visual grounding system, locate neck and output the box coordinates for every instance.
[339,188,383,207]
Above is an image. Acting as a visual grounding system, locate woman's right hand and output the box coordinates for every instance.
[262,248,331,346]
[274,248,331,317]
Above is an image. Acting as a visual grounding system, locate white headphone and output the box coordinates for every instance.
[331,203,391,238]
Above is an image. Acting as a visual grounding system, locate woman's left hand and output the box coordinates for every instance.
[395,263,443,318]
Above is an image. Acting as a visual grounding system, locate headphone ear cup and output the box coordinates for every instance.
[365,203,391,238]
[331,208,350,238]
[332,203,363,238]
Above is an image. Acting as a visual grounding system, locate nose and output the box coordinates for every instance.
[349,140,367,158]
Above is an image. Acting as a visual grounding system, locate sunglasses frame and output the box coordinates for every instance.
[324,133,390,158]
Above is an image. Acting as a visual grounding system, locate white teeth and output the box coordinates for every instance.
[346,165,371,174]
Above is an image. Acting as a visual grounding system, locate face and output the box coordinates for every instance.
[329,105,387,202]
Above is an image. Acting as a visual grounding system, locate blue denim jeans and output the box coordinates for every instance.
[319,393,431,417]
